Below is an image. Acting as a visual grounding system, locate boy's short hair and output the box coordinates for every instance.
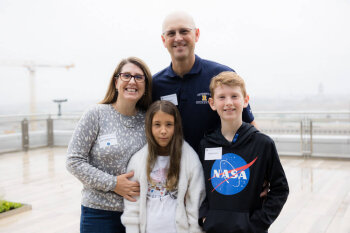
[209,71,247,98]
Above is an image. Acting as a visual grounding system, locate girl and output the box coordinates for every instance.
[121,100,205,233]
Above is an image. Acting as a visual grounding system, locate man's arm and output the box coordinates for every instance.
[250,120,259,130]
[242,103,255,124]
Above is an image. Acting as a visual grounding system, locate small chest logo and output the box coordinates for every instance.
[210,153,257,195]
[196,92,210,104]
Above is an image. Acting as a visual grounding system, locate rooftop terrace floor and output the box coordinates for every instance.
[0,147,350,233]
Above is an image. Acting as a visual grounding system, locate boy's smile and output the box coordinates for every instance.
[209,85,249,123]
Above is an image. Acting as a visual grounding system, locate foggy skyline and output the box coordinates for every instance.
[0,0,349,114]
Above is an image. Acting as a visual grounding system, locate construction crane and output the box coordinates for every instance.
[0,60,74,114]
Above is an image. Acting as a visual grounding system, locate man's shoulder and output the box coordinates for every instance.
[200,57,234,73]
[152,66,170,81]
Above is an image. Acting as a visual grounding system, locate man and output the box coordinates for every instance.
[152,11,257,152]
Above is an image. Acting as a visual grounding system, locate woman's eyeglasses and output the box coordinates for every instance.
[116,73,145,82]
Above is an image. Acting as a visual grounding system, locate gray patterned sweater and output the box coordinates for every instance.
[66,104,146,211]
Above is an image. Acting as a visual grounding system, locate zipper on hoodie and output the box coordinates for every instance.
[232,133,239,143]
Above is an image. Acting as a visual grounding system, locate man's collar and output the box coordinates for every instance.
[164,55,202,78]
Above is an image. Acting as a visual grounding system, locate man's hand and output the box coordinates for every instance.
[260,180,269,198]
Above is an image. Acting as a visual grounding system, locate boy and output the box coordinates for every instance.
[198,71,289,233]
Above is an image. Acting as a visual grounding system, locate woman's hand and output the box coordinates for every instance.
[113,171,140,202]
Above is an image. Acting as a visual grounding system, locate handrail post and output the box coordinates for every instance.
[310,120,313,156]
[21,118,29,151]
[300,120,303,157]
[47,115,54,147]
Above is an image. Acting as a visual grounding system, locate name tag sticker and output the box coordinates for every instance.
[205,147,222,160]
[98,133,117,148]
[161,94,178,106]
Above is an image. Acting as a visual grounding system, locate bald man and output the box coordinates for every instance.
[152,11,257,152]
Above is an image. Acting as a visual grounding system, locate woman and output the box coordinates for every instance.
[66,57,152,233]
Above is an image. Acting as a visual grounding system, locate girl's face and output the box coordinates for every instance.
[151,110,175,155]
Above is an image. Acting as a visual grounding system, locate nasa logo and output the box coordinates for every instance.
[210,153,257,195]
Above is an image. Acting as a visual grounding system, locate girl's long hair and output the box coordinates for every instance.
[145,100,183,191]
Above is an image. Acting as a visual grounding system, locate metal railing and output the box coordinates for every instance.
[253,111,350,158]
[0,111,349,158]
[0,113,80,153]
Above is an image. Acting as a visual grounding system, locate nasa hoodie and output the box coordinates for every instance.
[198,122,289,233]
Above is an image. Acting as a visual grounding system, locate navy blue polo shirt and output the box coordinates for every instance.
[152,55,254,152]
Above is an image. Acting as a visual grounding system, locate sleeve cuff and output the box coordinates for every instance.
[107,175,117,192]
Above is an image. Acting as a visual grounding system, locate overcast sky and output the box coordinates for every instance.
[0,0,349,113]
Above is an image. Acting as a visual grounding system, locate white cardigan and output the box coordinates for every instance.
[121,141,205,233]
